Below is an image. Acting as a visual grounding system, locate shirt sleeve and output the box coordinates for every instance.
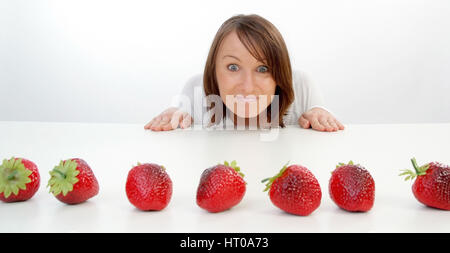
[169,74,203,113]
[294,70,333,115]
[168,74,204,125]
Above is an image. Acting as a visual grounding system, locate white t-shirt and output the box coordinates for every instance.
[169,69,329,127]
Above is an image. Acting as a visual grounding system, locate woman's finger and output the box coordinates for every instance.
[170,110,183,129]
[145,116,160,129]
[160,114,170,125]
[144,119,155,129]
[161,121,175,131]
[150,116,164,131]
[328,119,339,132]
[319,117,332,131]
[152,114,172,131]
[336,120,345,130]
[298,115,310,129]
[180,112,193,129]
[310,117,325,131]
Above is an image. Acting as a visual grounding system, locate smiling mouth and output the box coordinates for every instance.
[235,95,258,103]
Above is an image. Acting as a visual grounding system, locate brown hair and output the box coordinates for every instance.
[203,14,294,127]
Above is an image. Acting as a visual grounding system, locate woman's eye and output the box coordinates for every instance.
[257,65,269,73]
[227,64,239,72]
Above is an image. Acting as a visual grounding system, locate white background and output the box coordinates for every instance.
[1,0,449,124]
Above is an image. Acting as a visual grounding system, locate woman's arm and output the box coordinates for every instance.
[144,75,201,131]
[295,71,344,131]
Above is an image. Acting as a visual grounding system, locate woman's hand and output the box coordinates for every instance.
[144,107,193,131]
[298,107,344,132]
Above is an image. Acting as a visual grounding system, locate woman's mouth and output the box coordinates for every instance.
[235,95,258,103]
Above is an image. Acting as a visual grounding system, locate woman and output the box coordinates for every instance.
[145,14,344,131]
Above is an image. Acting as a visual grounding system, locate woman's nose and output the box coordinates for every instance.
[239,70,256,94]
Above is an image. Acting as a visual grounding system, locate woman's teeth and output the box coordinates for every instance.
[235,95,258,103]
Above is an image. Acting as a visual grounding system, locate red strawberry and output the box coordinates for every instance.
[400,158,450,210]
[0,157,40,202]
[329,161,375,212]
[47,158,99,204]
[262,162,321,216]
[196,160,246,213]
[126,163,172,211]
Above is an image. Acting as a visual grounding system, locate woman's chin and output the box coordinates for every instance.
[236,104,261,118]
[234,110,261,119]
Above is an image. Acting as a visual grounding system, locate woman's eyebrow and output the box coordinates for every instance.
[223,54,268,64]
[223,55,241,62]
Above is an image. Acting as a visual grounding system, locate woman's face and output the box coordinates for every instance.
[215,31,276,118]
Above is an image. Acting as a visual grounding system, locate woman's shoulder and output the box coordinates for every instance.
[283,69,317,125]
[291,69,319,99]
[292,69,311,88]
[180,73,204,97]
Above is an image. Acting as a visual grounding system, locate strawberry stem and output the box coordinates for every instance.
[262,161,290,192]
[47,159,80,197]
[261,178,270,183]
[411,158,420,175]
[7,170,18,180]
[53,169,66,179]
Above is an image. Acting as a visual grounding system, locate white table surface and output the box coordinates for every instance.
[1,121,449,233]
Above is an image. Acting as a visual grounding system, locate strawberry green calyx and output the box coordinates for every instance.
[332,161,359,174]
[336,160,355,169]
[262,161,290,192]
[333,160,368,174]
[224,160,244,178]
[0,158,32,198]
[399,157,429,181]
[47,159,80,196]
